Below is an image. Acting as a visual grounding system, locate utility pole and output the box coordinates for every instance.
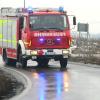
[24,0,25,8]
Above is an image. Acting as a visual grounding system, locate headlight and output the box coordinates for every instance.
[31,51,37,55]
[63,50,69,54]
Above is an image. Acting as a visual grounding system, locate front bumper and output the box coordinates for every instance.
[24,49,70,60]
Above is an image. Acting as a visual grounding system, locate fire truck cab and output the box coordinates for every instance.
[0,7,76,68]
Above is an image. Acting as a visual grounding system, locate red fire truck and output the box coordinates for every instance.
[0,7,76,68]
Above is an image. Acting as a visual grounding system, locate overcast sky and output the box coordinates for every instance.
[0,0,100,34]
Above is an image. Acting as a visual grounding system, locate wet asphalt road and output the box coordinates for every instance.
[13,61,100,100]
[1,57,100,100]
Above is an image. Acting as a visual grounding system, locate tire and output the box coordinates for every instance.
[3,50,16,66]
[18,49,27,68]
[37,58,49,67]
[60,58,68,69]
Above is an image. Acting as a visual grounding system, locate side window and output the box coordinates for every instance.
[19,16,24,29]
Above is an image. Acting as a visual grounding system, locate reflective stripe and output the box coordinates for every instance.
[0,20,13,23]
[0,33,16,46]
[0,39,17,46]
[0,20,7,26]
[0,39,17,42]
[0,34,2,38]
[0,20,13,26]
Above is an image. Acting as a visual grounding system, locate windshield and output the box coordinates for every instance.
[29,15,68,30]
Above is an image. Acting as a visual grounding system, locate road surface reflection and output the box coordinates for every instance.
[32,68,70,100]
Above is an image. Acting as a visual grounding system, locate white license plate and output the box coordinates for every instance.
[46,52,55,55]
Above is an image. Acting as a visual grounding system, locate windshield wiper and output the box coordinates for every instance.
[33,27,48,30]
[46,27,64,30]
[32,27,64,31]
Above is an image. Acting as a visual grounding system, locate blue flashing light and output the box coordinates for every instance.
[27,6,33,13]
[56,38,61,43]
[39,38,44,43]
[56,38,61,41]
[59,7,64,12]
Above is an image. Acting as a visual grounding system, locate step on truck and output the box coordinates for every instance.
[0,7,76,68]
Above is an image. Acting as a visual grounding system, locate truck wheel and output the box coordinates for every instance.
[60,58,68,69]
[37,59,49,67]
[18,49,27,68]
[3,50,16,66]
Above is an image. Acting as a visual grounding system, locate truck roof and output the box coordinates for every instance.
[0,7,67,16]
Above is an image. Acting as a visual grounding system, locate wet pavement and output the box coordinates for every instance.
[15,61,100,100]
[0,57,100,100]
[30,68,69,100]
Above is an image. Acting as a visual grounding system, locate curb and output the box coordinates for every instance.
[0,66,32,100]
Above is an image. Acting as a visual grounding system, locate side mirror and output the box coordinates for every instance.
[73,16,76,25]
